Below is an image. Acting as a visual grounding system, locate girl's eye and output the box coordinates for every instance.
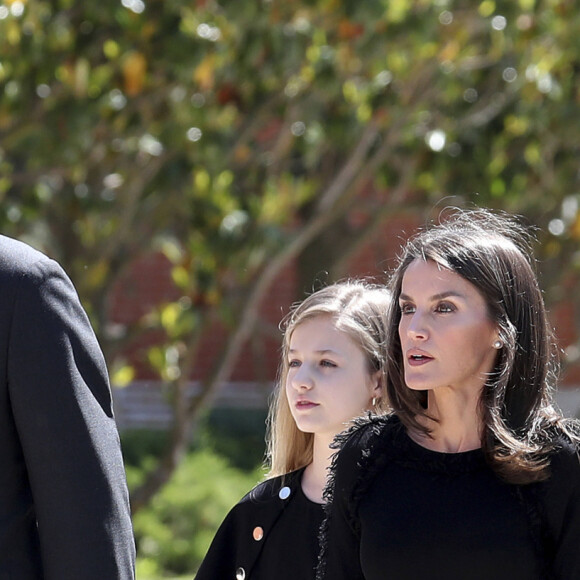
[399,303,415,315]
[435,302,455,313]
[288,359,301,368]
[320,360,337,368]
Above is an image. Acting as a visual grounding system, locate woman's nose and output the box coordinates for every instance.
[405,313,428,341]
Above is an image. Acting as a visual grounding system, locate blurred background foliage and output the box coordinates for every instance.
[123,411,266,579]
[2,0,580,576]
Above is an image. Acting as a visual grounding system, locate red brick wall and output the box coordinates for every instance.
[109,217,580,387]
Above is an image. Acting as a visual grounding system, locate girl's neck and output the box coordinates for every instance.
[412,389,482,453]
[301,434,334,504]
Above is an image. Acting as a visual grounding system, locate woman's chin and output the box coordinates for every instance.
[405,381,430,392]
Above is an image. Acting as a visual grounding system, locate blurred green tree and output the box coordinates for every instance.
[1,0,579,510]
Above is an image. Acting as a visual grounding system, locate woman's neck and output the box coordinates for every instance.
[301,434,334,504]
[412,389,483,453]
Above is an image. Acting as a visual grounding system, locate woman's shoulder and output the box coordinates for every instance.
[323,413,400,502]
[526,426,580,560]
[528,425,580,512]
[332,412,400,457]
[547,428,580,480]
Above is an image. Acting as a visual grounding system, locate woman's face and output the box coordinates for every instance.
[286,315,380,438]
[398,259,499,396]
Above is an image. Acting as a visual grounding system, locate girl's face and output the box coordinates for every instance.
[398,259,499,396]
[286,315,380,438]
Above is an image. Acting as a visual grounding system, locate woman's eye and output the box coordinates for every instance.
[288,360,301,368]
[400,303,415,315]
[435,302,454,313]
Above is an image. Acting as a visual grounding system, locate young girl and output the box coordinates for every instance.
[317,209,580,580]
[195,280,391,580]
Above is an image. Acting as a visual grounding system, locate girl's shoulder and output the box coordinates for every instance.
[239,468,305,506]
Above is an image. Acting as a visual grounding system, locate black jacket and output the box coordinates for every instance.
[317,414,580,580]
[0,235,135,579]
[195,469,309,580]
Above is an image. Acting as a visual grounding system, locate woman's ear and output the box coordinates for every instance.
[491,327,503,350]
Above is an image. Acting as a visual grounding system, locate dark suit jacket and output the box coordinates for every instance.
[195,469,308,580]
[0,235,135,579]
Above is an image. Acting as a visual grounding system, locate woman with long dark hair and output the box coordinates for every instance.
[317,209,580,580]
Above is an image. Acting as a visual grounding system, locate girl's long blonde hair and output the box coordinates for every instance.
[266,279,391,477]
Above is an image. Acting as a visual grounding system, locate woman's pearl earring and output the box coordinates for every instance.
[493,340,503,349]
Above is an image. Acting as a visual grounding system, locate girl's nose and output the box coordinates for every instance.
[290,364,314,391]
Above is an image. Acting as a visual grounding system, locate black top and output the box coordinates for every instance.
[195,468,324,580]
[317,414,580,580]
[253,478,324,579]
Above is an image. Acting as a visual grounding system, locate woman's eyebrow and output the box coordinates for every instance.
[399,290,465,302]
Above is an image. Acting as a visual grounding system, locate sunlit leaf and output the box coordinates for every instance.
[122,51,147,96]
[111,364,135,387]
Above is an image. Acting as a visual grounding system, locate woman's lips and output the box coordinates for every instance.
[407,351,434,366]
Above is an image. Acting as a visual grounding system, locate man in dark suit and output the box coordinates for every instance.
[0,234,135,578]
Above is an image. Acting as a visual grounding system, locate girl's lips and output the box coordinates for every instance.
[295,400,318,410]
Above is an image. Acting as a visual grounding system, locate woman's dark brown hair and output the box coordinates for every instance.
[386,208,577,484]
